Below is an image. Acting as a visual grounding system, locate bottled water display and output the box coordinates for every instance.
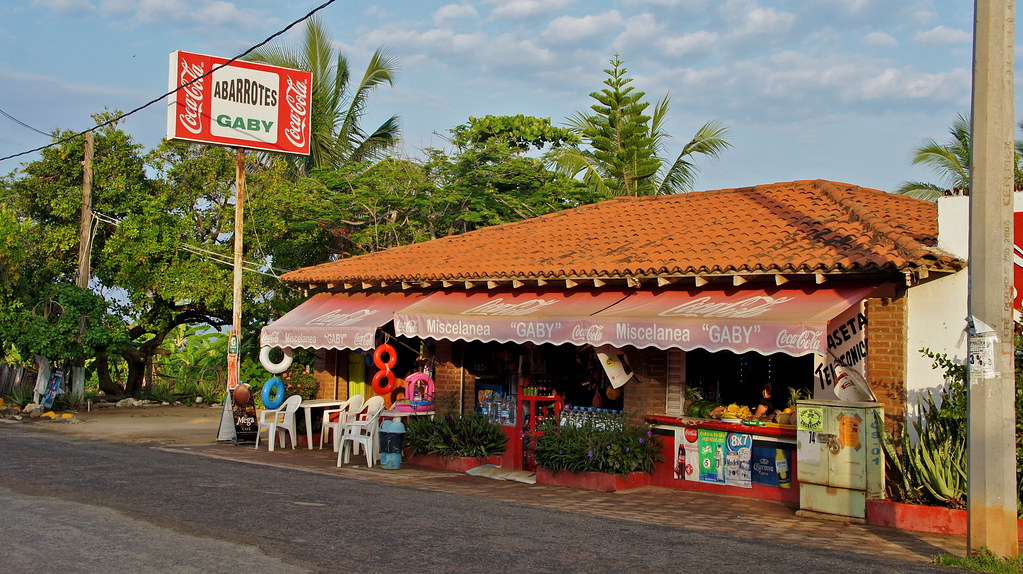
[558,405,624,429]
[480,394,517,426]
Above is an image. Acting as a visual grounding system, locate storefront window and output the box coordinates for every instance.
[684,349,813,413]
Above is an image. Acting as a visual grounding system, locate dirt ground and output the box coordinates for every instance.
[24,404,226,446]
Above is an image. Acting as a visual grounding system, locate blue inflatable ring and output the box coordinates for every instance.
[261,376,285,409]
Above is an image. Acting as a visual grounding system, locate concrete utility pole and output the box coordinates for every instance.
[967,0,1018,557]
[72,131,95,400]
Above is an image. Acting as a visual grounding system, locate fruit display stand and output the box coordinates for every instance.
[518,383,563,470]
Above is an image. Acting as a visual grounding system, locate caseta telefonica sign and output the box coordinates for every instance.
[167,50,312,155]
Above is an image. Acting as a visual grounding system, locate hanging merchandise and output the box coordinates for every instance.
[261,376,285,409]
[349,351,367,398]
[371,342,399,394]
[595,345,634,388]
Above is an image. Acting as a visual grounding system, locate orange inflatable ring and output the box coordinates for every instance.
[371,369,397,395]
[373,343,397,370]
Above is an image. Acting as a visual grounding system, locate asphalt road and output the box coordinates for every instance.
[0,426,956,574]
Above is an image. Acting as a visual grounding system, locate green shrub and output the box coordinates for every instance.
[533,412,663,477]
[404,412,507,459]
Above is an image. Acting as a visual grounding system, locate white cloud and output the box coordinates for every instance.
[862,31,897,48]
[912,25,971,45]
[720,0,796,40]
[622,0,709,8]
[433,3,478,26]
[613,12,664,50]
[659,30,718,57]
[542,11,622,44]
[32,0,96,17]
[848,66,970,102]
[364,24,489,57]
[485,0,573,21]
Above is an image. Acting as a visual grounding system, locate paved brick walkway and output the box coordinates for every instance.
[171,441,994,565]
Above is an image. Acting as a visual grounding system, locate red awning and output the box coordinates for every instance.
[393,289,629,345]
[584,285,879,356]
[260,292,425,351]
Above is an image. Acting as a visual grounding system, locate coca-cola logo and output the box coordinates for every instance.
[660,295,795,319]
[776,329,822,351]
[461,297,559,316]
[178,58,205,135]
[308,309,377,327]
[284,75,309,149]
[570,324,604,342]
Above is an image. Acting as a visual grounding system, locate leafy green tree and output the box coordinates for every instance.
[549,55,731,196]
[451,114,578,151]
[0,115,306,396]
[303,117,598,256]
[895,113,1023,200]
[0,115,151,392]
[246,15,399,175]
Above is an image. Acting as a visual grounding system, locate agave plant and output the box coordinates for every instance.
[877,391,967,508]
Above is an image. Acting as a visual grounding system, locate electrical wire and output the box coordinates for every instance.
[0,107,52,137]
[0,0,338,164]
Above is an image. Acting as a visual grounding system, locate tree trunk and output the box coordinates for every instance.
[121,333,166,396]
[94,351,122,395]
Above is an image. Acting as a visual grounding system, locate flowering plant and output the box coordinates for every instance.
[281,369,318,401]
[533,412,662,476]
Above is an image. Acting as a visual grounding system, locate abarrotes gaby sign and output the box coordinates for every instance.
[167,50,311,155]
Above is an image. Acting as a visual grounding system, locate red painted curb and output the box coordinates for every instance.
[535,468,651,492]
[406,453,502,472]
[867,499,1023,540]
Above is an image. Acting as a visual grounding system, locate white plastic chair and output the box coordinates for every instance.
[255,395,302,451]
[319,394,365,451]
[338,395,385,467]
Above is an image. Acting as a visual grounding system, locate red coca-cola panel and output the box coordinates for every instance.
[1015,211,1023,321]
[167,50,311,155]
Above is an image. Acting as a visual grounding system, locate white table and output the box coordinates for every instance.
[299,399,349,450]
[380,408,436,421]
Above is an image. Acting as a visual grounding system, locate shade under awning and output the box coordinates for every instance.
[393,289,629,346]
[260,292,425,351]
[585,285,879,356]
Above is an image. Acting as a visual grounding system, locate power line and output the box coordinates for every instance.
[0,0,338,164]
[0,107,52,137]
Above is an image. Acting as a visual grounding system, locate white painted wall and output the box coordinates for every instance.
[905,195,969,407]
[905,193,1021,407]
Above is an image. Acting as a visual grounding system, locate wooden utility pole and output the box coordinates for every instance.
[72,131,94,399]
[233,148,245,338]
[77,132,94,288]
[967,0,1018,557]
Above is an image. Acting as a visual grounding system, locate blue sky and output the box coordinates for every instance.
[0,0,1014,194]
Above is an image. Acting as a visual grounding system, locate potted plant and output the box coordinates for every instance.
[404,412,508,472]
[532,411,663,491]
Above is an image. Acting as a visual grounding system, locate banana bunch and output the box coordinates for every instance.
[722,403,753,420]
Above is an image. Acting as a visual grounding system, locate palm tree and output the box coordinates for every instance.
[246,16,400,174]
[548,55,731,197]
[895,113,1023,200]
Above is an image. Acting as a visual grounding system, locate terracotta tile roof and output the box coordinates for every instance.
[283,180,963,289]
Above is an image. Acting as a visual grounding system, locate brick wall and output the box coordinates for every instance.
[865,293,909,432]
[622,348,668,423]
[313,349,334,399]
[432,339,467,414]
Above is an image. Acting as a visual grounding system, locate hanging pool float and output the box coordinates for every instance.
[261,376,286,409]
[259,346,293,374]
